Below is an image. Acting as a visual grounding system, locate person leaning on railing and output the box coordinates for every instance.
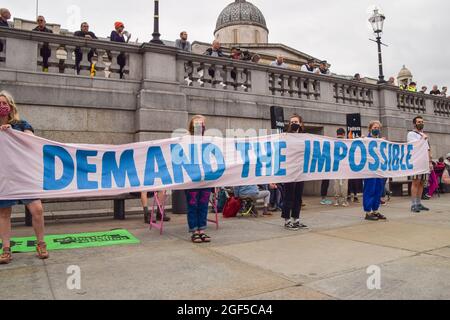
[0,91,49,265]
[110,21,130,79]
[0,8,11,28]
[33,16,53,73]
[74,22,98,75]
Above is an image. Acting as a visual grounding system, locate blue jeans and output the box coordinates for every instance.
[363,178,385,212]
[185,189,211,233]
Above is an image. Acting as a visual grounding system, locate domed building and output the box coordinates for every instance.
[214,0,269,44]
[192,0,324,70]
[397,65,413,85]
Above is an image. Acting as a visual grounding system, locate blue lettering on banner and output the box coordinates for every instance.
[349,141,367,172]
[76,150,98,190]
[254,142,272,177]
[380,142,388,171]
[236,142,252,178]
[303,140,311,173]
[43,146,74,190]
[310,141,331,173]
[333,141,348,172]
[274,141,287,176]
[368,141,380,171]
[101,150,140,188]
[392,145,400,171]
[171,144,202,184]
[406,144,414,170]
[144,147,173,186]
[202,143,226,181]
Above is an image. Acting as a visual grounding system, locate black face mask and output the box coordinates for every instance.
[416,124,424,131]
[290,123,302,133]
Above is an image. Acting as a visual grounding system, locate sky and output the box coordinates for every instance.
[3,0,449,87]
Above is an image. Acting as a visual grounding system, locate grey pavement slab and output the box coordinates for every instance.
[306,254,450,300]
[45,246,292,300]
[211,233,414,283]
[319,220,450,252]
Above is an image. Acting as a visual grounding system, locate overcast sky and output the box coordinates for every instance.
[3,0,449,87]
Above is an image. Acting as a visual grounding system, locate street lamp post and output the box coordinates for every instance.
[150,0,164,45]
[369,9,387,84]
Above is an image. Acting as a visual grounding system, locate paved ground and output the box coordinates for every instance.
[1,195,450,300]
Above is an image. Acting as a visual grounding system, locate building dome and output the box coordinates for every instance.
[215,0,268,34]
[398,65,412,79]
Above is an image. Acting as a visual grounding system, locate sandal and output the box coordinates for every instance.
[200,233,211,243]
[191,233,203,244]
[36,242,50,260]
[0,248,12,265]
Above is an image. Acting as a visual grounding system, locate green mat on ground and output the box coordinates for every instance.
[0,229,140,253]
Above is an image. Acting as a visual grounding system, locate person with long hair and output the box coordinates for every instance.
[363,121,387,221]
[282,114,308,231]
[0,91,49,264]
[185,115,213,243]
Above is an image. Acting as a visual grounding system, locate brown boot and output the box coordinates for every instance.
[0,248,12,265]
[36,242,49,260]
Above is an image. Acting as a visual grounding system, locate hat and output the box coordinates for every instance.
[445,153,450,167]
[115,21,124,29]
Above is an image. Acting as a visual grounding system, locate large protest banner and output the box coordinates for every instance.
[0,129,429,200]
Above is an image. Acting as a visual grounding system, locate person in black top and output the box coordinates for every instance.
[110,22,130,79]
[74,22,98,75]
[429,85,441,95]
[0,8,11,28]
[33,16,53,72]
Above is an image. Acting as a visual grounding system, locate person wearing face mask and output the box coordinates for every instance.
[282,114,308,231]
[0,91,49,265]
[184,115,213,243]
[407,116,433,213]
[363,121,387,221]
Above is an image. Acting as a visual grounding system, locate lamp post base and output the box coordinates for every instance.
[150,33,164,45]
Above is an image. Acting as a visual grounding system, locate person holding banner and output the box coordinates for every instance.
[408,116,432,213]
[363,121,387,221]
[0,91,49,264]
[282,114,308,231]
[185,115,213,243]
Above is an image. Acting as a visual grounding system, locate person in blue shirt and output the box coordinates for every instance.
[233,185,271,216]
[363,121,387,221]
[0,91,49,264]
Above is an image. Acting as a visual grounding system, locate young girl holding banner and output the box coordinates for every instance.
[185,115,213,243]
[363,121,387,221]
[0,91,49,264]
[282,114,308,231]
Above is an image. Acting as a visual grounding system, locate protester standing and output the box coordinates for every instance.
[363,121,387,221]
[0,91,49,264]
[185,115,213,243]
[408,116,433,213]
[334,128,349,207]
[282,114,308,231]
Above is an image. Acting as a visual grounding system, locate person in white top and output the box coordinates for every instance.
[407,116,433,213]
[301,59,316,73]
[270,55,288,69]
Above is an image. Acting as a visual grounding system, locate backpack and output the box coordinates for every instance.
[222,196,242,218]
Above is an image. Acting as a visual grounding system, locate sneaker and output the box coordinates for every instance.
[184,77,193,86]
[374,212,387,220]
[422,194,431,201]
[36,242,49,260]
[240,84,248,90]
[353,197,360,203]
[320,199,329,205]
[285,221,299,231]
[295,222,309,229]
[219,82,227,88]
[197,79,204,86]
[411,205,421,213]
[417,204,430,211]
[341,202,349,207]
[334,201,340,207]
[42,67,49,73]
[365,212,379,221]
[0,248,12,265]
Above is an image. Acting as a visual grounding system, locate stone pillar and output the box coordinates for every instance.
[378,86,408,142]
[5,38,38,72]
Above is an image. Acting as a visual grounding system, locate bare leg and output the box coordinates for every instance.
[26,201,45,243]
[0,208,12,249]
[140,192,148,208]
